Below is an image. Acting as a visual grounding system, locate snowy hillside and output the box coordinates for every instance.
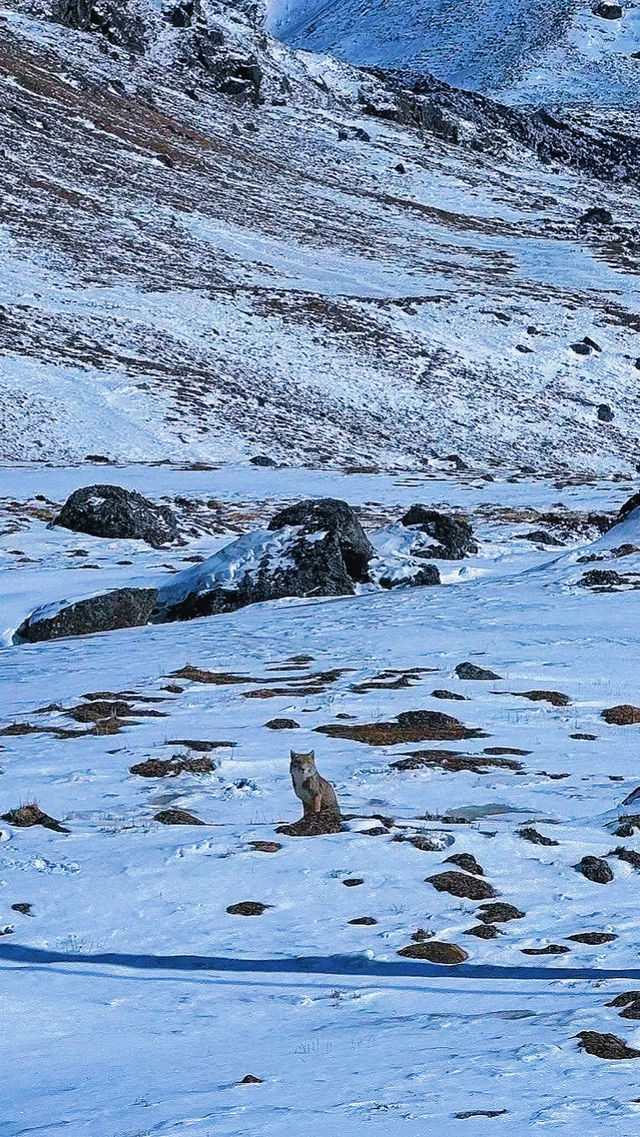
[268,0,640,106]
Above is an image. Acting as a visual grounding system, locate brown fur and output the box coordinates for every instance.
[289,750,339,817]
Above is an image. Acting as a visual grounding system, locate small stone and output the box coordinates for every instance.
[343,878,364,887]
[10,903,32,915]
[575,856,613,884]
[432,689,467,700]
[517,827,559,847]
[265,718,300,730]
[444,852,485,875]
[349,916,377,925]
[476,902,524,924]
[597,404,614,422]
[568,932,617,945]
[463,924,501,939]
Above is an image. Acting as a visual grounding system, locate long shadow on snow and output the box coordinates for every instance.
[2,944,640,981]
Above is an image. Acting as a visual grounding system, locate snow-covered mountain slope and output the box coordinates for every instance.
[2,2,640,473]
[267,0,640,107]
[3,466,640,1134]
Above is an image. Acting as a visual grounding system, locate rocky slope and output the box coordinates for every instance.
[1,0,639,472]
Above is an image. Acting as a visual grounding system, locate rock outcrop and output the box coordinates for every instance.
[15,587,158,644]
[51,485,179,547]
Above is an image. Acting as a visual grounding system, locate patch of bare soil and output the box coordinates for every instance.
[130,756,216,778]
[432,689,467,700]
[517,827,559,846]
[521,944,570,955]
[265,719,300,730]
[154,809,205,825]
[277,813,344,836]
[484,746,531,755]
[576,1031,640,1059]
[513,690,570,707]
[169,665,253,684]
[168,739,236,750]
[68,700,166,723]
[246,685,326,699]
[1,803,68,833]
[464,924,502,939]
[426,871,496,900]
[226,901,271,916]
[317,710,485,746]
[602,705,640,725]
[398,940,469,964]
[568,932,617,944]
[249,841,282,853]
[476,903,524,923]
[392,749,519,773]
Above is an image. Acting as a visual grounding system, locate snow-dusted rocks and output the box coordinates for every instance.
[400,505,477,560]
[14,587,158,644]
[155,498,374,622]
[51,485,179,548]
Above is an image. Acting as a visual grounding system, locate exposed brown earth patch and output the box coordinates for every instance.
[249,841,282,853]
[397,940,469,964]
[426,871,496,900]
[227,901,271,916]
[130,756,216,778]
[392,749,519,773]
[154,809,205,825]
[476,903,524,923]
[1,803,69,833]
[576,1031,640,1059]
[513,690,570,707]
[602,705,640,726]
[568,932,617,945]
[317,710,485,747]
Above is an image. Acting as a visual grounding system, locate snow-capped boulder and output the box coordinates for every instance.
[51,485,179,548]
[15,588,158,644]
[267,499,374,582]
[400,506,477,560]
[154,499,374,622]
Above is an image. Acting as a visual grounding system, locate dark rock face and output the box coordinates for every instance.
[616,491,640,522]
[574,855,614,884]
[268,498,374,581]
[579,206,613,225]
[597,404,614,422]
[52,484,179,547]
[15,588,157,644]
[379,564,440,589]
[593,2,623,18]
[581,569,624,589]
[401,506,477,559]
[54,0,148,52]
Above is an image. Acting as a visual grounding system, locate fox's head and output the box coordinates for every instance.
[290,749,316,770]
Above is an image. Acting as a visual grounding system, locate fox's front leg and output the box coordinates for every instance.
[312,792,323,813]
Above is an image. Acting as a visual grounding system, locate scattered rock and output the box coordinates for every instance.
[516,530,565,546]
[579,206,613,225]
[517,827,559,846]
[476,902,524,924]
[597,404,614,422]
[432,689,467,701]
[250,455,277,467]
[606,991,640,1007]
[238,1074,264,1084]
[226,901,271,916]
[400,506,477,559]
[265,718,300,730]
[379,564,440,590]
[568,932,617,944]
[455,1110,508,1120]
[575,855,613,884]
[609,845,640,870]
[455,662,501,680]
[268,498,373,581]
[593,2,623,18]
[343,878,364,887]
[521,944,570,955]
[570,342,592,355]
[277,813,343,836]
[426,871,496,900]
[10,903,33,915]
[576,1031,640,1060]
[444,852,485,876]
[1,803,69,833]
[249,841,282,853]
[463,923,502,939]
[513,690,570,707]
[318,710,485,747]
[349,916,377,925]
[15,587,158,643]
[392,749,519,773]
[130,755,215,777]
[154,809,205,825]
[602,705,640,725]
[51,484,178,546]
[397,940,468,964]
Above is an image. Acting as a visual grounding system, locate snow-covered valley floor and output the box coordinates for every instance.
[2,465,640,1135]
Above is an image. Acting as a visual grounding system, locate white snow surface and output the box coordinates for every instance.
[2,465,640,1134]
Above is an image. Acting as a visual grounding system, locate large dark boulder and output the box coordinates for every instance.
[401,506,477,559]
[268,499,374,582]
[51,484,179,547]
[153,521,365,624]
[15,588,157,644]
[615,491,640,523]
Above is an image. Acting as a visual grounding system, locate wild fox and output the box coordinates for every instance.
[289,750,339,817]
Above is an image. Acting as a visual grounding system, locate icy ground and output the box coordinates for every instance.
[2,465,640,1134]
